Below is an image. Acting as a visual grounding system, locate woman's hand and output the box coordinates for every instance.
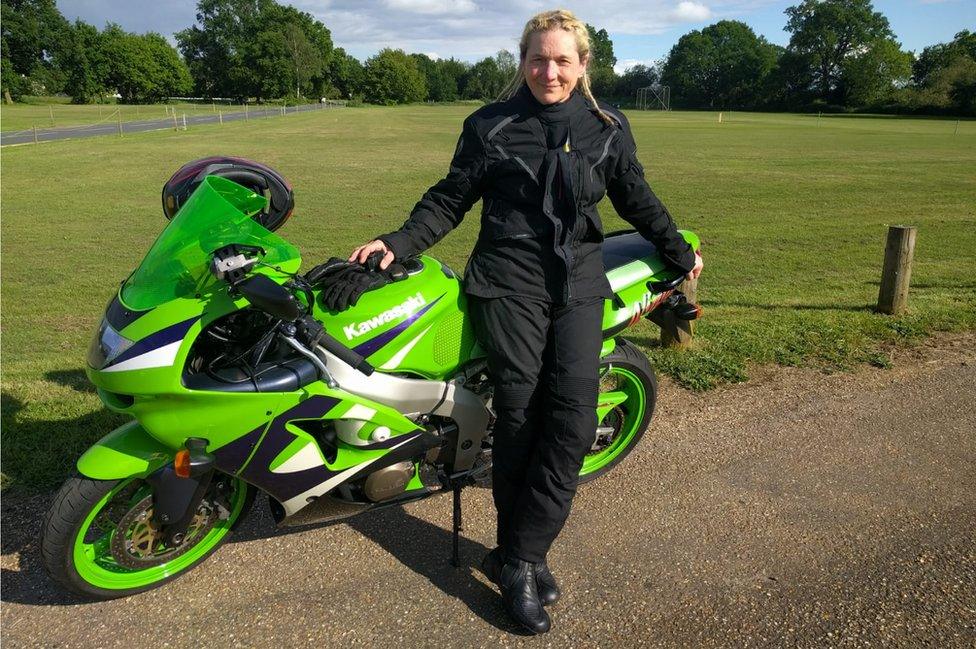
[349,240,394,270]
[686,250,703,282]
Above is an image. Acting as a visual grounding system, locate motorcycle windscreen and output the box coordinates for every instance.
[121,175,300,310]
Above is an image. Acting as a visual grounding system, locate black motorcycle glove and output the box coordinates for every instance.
[305,258,389,311]
[304,257,354,285]
[322,270,386,311]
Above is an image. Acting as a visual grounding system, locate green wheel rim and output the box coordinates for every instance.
[72,477,248,590]
[580,366,647,476]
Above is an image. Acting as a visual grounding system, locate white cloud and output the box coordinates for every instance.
[384,0,477,15]
[614,58,659,74]
[669,1,713,22]
[55,0,780,63]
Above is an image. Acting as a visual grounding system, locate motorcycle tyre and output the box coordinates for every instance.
[578,337,658,485]
[41,473,254,600]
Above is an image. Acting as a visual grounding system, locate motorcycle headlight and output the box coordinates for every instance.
[87,317,134,369]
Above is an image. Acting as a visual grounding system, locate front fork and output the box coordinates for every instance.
[145,438,218,545]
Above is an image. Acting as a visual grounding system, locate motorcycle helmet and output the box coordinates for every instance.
[161,156,295,231]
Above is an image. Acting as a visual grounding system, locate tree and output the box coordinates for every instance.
[913,30,976,86]
[784,0,894,102]
[841,38,911,106]
[661,20,780,108]
[439,57,468,97]
[177,0,331,101]
[614,64,658,100]
[63,20,108,103]
[411,53,461,102]
[464,56,506,101]
[1,0,70,95]
[585,24,617,97]
[327,47,364,99]
[282,23,317,98]
[947,57,976,115]
[363,48,426,104]
[101,26,192,103]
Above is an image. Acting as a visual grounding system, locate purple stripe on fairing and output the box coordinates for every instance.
[352,295,444,359]
[105,315,200,368]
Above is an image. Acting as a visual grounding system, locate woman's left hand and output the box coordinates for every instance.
[686,250,703,281]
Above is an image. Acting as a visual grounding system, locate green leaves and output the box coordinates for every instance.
[363,49,426,105]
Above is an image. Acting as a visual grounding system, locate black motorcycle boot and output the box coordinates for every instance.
[482,548,560,607]
[534,561,561,606]
[499,557,551,634]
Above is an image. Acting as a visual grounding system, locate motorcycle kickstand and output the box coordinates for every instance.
[451,481,463,568]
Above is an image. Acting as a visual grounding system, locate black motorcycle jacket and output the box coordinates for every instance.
[379,84,696,304]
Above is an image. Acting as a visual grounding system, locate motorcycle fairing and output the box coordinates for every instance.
[76,420,174,480]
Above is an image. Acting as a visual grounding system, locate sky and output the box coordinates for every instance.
[55,0,976,73]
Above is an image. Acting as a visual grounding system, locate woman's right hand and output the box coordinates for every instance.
[348,240,395,270]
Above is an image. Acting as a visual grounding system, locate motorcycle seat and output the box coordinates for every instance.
[602,230,659,272]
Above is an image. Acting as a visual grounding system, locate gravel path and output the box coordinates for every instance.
[2,333,974,647]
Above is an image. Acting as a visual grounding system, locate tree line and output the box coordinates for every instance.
[2,0,973,115]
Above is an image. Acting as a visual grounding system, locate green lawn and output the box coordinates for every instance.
[2,106,974,490]
[0,99,255,132]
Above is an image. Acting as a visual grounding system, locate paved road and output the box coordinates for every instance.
[0,103,341,146]
[2,334,974,647]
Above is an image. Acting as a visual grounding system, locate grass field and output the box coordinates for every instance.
[2,106,974,490]
[1,99,267,133]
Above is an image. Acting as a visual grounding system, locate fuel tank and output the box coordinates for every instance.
[312,256,479,379]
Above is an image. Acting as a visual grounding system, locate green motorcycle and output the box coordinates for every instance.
[41,169,701,600]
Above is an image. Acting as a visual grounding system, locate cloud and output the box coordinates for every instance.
[614,58,660,74]
[55,0,781,63]
[384,0,477,15]
[669,1,713,22]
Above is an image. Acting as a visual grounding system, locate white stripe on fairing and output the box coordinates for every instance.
[102,341,182,373]
[271,441,325,473]
[380,325,432,370]
[343,404,377,421]
[280,434,420,516]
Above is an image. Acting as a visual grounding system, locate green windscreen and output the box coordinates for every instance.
[121,176,300,310]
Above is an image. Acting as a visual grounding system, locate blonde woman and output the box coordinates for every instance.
[351,9,702,633]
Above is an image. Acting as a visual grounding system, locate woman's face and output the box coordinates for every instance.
[523,29,588,105]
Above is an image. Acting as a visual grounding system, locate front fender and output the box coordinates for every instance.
[77,420,173,480]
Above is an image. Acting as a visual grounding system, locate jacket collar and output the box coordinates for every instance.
[516,83,587,120]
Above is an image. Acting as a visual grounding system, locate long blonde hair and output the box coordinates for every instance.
[498,9,615,126]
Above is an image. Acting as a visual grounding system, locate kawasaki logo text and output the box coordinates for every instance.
[343,293,427,340]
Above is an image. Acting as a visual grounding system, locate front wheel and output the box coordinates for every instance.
[41,472,253,600]
[579,338,657,484]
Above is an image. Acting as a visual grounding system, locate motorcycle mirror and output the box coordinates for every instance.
[236,274,301,321]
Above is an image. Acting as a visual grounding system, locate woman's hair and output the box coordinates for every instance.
[498,9,615,126]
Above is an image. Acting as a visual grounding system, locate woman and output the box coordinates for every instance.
[350,9,703,634]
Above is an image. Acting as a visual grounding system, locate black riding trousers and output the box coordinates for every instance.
[469,294,603,563]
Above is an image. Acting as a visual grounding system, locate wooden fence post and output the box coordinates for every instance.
[876,225,916,315]
[648,276,697,349]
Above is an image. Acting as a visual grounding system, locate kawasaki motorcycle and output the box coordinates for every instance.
[41,172,701,599]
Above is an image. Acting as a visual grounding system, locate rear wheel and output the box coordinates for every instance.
[41,473,253,600]
[579,338,657,483]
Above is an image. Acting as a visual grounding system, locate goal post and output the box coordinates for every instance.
[636,85,670,111]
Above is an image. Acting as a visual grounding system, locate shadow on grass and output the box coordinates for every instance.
[799,112,974,122]
[44,369,97,394]
[1,392,127,492]
[863,280,976,290]
[698,299,876,313]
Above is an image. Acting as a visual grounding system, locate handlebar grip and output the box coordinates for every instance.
[319,332,374,376]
